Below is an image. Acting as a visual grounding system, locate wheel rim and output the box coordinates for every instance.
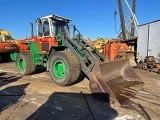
[53,60,66,79]
[18,58,25,71]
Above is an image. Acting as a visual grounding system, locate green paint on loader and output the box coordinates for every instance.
[53,59,66,79]
[10,52,18,61]
[18,58,25,71]
[28,42,42,65]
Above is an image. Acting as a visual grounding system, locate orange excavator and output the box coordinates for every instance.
[0,29,19,62]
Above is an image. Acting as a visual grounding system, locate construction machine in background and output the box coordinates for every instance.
[103,0,138,66]
[103,38,137,66]
[11,14,143,106]
[0,29,19,62]
[105,0,160,74]
[86,37,109,54]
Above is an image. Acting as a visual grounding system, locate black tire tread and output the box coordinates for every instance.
[64,51,81,85]
[49,51,81,86]
[16,52,36,75]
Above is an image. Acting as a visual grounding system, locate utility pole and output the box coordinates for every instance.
[131,0,136,36]
[118,0,127,41]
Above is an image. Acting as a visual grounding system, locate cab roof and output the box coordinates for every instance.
[41,14,72,23]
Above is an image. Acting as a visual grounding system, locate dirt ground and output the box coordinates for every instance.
[0,61,160,120]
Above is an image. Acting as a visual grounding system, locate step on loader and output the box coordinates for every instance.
[11,14,144,106]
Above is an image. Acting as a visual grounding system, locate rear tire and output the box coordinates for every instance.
[16,52,36,76]
[49,51,81,86]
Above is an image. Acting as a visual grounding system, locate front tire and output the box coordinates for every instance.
[16,52,36,76]
[49,51,81,86]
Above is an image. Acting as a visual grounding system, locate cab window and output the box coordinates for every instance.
[0,36,2,41]
[5,36,13,41]
[38,22,43,37]
[43,21,50,36]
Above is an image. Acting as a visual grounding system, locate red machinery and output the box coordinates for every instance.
[104,42,128,60]
[103,39,137,66]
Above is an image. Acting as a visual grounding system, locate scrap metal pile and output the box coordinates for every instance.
[87,37,137,67]
[136,56,160,74]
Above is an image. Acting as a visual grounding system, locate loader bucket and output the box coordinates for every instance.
[89,59,144,106]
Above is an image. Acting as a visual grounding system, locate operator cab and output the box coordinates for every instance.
[36,14,72,38]
[0,35,14,42]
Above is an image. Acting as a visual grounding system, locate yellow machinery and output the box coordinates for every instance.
[0,29,13,41]
[0,29,20,45]
[86,37,109,53]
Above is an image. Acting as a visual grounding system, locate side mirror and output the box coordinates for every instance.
[73,25,77,32]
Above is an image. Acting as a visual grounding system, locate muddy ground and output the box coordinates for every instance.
[0,62,160,120]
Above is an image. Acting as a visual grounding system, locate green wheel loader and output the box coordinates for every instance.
[11,14,144,106]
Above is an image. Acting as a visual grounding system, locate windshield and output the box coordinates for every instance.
[37,20,51,37]
[0,36,2,41]
[52,20,70,36]
[5,36,13,41]
[43,21,50,36]
[38,22,43,37]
